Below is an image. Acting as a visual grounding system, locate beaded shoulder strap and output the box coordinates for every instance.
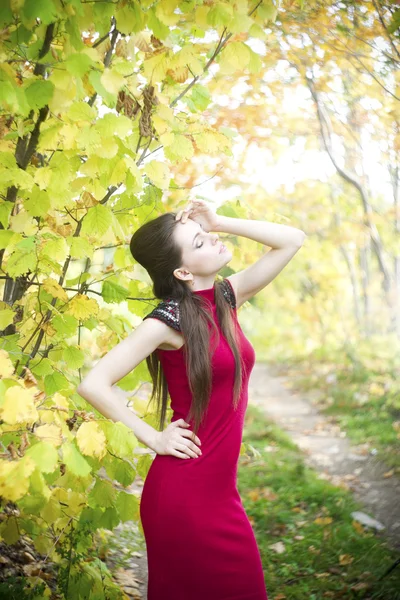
[143,279,236,331]
[220,278,236,310]
[143,298,181,332]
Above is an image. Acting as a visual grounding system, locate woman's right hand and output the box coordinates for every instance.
[154,419,202,459]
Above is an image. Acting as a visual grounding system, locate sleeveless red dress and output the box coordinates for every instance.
[140,279,268,600]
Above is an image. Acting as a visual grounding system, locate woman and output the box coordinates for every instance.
[78,199,306,599]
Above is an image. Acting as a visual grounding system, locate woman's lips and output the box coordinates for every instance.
[219,244,226,253]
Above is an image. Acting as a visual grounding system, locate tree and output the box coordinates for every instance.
[0,0,288,596]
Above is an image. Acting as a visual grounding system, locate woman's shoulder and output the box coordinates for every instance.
[142,278,235,331]
[219,277,236,310]
[143,297,181,332]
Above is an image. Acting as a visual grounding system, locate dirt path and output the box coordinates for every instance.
[107,361,400,597]
[250,361,400,548]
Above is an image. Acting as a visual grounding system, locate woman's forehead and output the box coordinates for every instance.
[174,218,201,246]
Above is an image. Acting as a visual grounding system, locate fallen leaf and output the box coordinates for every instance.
[383,469,394,478]
[314,517,333,525]
[351,582,370,591]
[269,541,285,554]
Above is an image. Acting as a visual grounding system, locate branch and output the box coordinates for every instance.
[371,0,400,62]
[304,74,392,295]
[169,166,224,189]
[0,22,55,291]
[169,0,263,108]
[88,17,119,107]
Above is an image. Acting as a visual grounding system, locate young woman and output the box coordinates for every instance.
[78,199,306,599]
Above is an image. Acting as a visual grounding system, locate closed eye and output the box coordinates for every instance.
[194,223,204,248]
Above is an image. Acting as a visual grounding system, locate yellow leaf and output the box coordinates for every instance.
[156,0,180,26]
[170,45,203,76]
[145,160,171,189]
[94,138,119,159]
[76,421,107,459]
[60,123,79,149]
[101,68,125,94]
[314,516,333,525]
[143,50,170,82]
[218,41,250,74]
[167,66,189,83]
[0,385,38,425]
[339,554,354,565]
[0,348,14,377]
[42,277,69,302]
[153,114,169,136]
[194,130,230,154]
[247,489,261,501]
[195,6,209,28]
[34,423,63,446]
[159,131,175,146]
[34,167,52,190]
[1,514,20,544]
[65,294,99,320]
[109,157,127,185]
[0,456,36,501]
[352,520,365,534]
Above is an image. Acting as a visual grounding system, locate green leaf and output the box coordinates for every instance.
[102,280,130,304]
[88,70,116,107]
[388,9,400,34]
[115,3,145,35]
[62,346,85,370]
[44,371,70,395]
[6,247,37,278]
[147,7,170,39]
[218,41,250,74]
[116,491,139,522]
[145,160,171,189]
[164,134,194,163]
[248,46,262,74]
[101,68,125,95]
[97,506,120,530]
[24,79,54,110]
[99,421,137,459]
[190,84,211,111]
[0,230,16,250]
[23,0,58,26]
[104,456,136,487]
[258,0,278,23]
[0,307,15,329]
[249,23,267,39]
[67,101,97,123]
[207,3,234,27]
[64,52,94,78]
[95,113,132,139]
[88,478,116,509]
[68,237,94,260]
[62,441,92,477]
[229,13,254,34]
[141,183,162,205]
[25,442,59,473]
[81,204,112,237]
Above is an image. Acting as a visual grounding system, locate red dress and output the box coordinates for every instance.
[140,279,268,600]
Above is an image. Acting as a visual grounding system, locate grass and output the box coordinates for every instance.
[239,403,400,600]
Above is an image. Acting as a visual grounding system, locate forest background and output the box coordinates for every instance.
[0,0,399,598]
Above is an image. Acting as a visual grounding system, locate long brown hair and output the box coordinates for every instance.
[129,212,244,438]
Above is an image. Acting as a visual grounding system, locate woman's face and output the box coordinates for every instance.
[173,218,231,281]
